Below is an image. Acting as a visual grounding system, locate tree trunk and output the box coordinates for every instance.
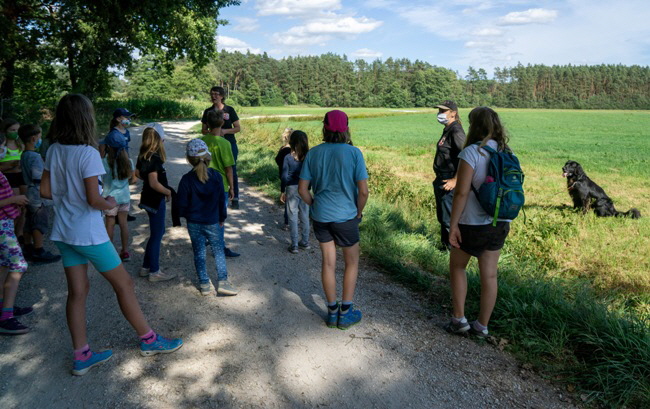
[0,57,16,99]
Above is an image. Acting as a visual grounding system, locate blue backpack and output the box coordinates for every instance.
[470,143,525,226]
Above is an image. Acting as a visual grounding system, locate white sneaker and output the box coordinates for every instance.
[217,280,238,296]
[148,270,177,282]
[199,282,212,296]
[139,267,150,277]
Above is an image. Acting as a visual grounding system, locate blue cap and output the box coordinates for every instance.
[113,108,134,119]
[104,131,128,151]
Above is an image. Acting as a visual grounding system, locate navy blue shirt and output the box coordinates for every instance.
[281,154,303,193]
[177,168,226,225]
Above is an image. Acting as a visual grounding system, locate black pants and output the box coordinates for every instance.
[433,177,454,248]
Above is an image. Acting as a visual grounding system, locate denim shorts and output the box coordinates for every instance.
[54,240,122,272]
[457,222,510,257]
[313,217,361,247]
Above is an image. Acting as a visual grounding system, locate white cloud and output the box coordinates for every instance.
[473,28,503,37]
[498,8,558,25]
[256,0,342,16]
[232,17,260,32]
[351,48,383,58]
[217,36,262,54]
[271,15,382,46]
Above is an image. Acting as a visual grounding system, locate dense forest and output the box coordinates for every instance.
[121,51,650,110]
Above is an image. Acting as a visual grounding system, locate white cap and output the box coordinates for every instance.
[145,123,166,141]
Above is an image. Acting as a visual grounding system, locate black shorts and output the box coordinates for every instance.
[25,206,49,235]
[458,222,510,257]
[313,217,361,247]
[5,172,25,188]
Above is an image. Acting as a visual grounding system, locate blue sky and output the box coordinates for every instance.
[215,0,650,76]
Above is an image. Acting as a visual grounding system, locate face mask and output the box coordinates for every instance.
[35,139,42,150]
[121,119,131,126]
[6,131,19,140]
[437,113,449,125]
[0,146,6,160]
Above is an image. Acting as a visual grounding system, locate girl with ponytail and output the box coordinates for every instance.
[177,139,236,297]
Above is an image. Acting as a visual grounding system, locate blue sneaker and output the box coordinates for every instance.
[326,303,339,328]
[71,350,113,376]
[337,305,362,330]
[140,333,183,356]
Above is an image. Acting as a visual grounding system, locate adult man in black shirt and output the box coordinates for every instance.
[432,100,466,250]
[201,86,242,209]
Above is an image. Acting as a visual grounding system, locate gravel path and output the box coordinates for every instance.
[0,121,575,408]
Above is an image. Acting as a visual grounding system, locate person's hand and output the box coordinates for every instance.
[219,222,224,227]
[228,188,234,200]
[165,190,172,202]
[105,196,117,208]
[356,212,363,219]
[12,195,29,206]
[449,224,462,248]
[442,178,457,191]
[280,193,286,203]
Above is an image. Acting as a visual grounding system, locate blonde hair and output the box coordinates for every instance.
[50,94,97,146]
[187,155,211,183]
[281,127,293,145]
[138,127,166,162]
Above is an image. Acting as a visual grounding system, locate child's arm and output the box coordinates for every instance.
[225,166,234,200]
[0,160,20,173]
[0,194,28,208]
[40,170,52,199]
[298,179,312,206]
[84,176,117,210]
[356,180,369,218]
[148,172,172,198]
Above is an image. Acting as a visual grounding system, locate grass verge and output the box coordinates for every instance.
[222,113,650,409]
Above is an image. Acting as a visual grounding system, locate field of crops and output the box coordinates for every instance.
[226,108,650,407]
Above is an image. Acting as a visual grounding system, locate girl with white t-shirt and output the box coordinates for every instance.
[445,106,512,338]
[41,94,182,376]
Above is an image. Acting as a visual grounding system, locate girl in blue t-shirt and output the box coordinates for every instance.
[281,130,310,253]
[101,136,135,262]
[41,94,182,376]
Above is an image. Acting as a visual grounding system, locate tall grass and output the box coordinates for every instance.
[228,110,650,408]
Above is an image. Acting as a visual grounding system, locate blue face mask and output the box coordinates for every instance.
[35,139,42,150]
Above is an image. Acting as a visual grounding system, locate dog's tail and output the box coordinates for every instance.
[616,208,642,219]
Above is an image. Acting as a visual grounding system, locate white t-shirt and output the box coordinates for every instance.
[457,139,511,225]
[44,143,109,245]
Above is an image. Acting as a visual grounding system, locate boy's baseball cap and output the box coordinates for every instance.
[113,108,134,118]
[435,100,458,111]
[186,139,209,157]
[323,110,349,132]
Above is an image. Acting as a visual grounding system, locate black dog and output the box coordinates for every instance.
[562,160,641,219]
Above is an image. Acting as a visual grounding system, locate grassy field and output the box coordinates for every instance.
[219,108,650,408]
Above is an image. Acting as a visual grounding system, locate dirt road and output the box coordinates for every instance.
[0,121,574,408]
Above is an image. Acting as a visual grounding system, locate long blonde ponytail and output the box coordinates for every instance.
[187,155,211,183]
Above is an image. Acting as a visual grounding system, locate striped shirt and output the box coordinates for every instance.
[0,172,20,219]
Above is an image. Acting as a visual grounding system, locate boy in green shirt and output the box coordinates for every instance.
[201,110,239,258]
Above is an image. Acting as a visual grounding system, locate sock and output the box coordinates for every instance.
[452,316,467,324]
[74,345,91,361]
[472,321,488,331]
[0,307,14,321]
[340,301,353,313]
[327,301,338,312]
[140,329,157,344]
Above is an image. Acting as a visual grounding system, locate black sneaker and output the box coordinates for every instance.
[127,214,136,222]
[0,317,30,335]
[31,249,62,263]
[231,199,239,209]
[13,305,33,317]
[443,318,470,335]
[224,248,240,258]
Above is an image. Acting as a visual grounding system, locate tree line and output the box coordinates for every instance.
[123,52,650,110]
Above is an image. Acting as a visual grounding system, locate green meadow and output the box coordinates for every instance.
[222,108,650,408]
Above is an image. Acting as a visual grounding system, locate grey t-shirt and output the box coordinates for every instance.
[21,150,46,210]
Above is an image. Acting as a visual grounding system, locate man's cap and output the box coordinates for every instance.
[435,100,458,111]
[113,108,134,118]
[323,110,349,133]
[186,138,210,157]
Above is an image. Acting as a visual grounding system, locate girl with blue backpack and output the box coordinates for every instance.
[445,106,514,339]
